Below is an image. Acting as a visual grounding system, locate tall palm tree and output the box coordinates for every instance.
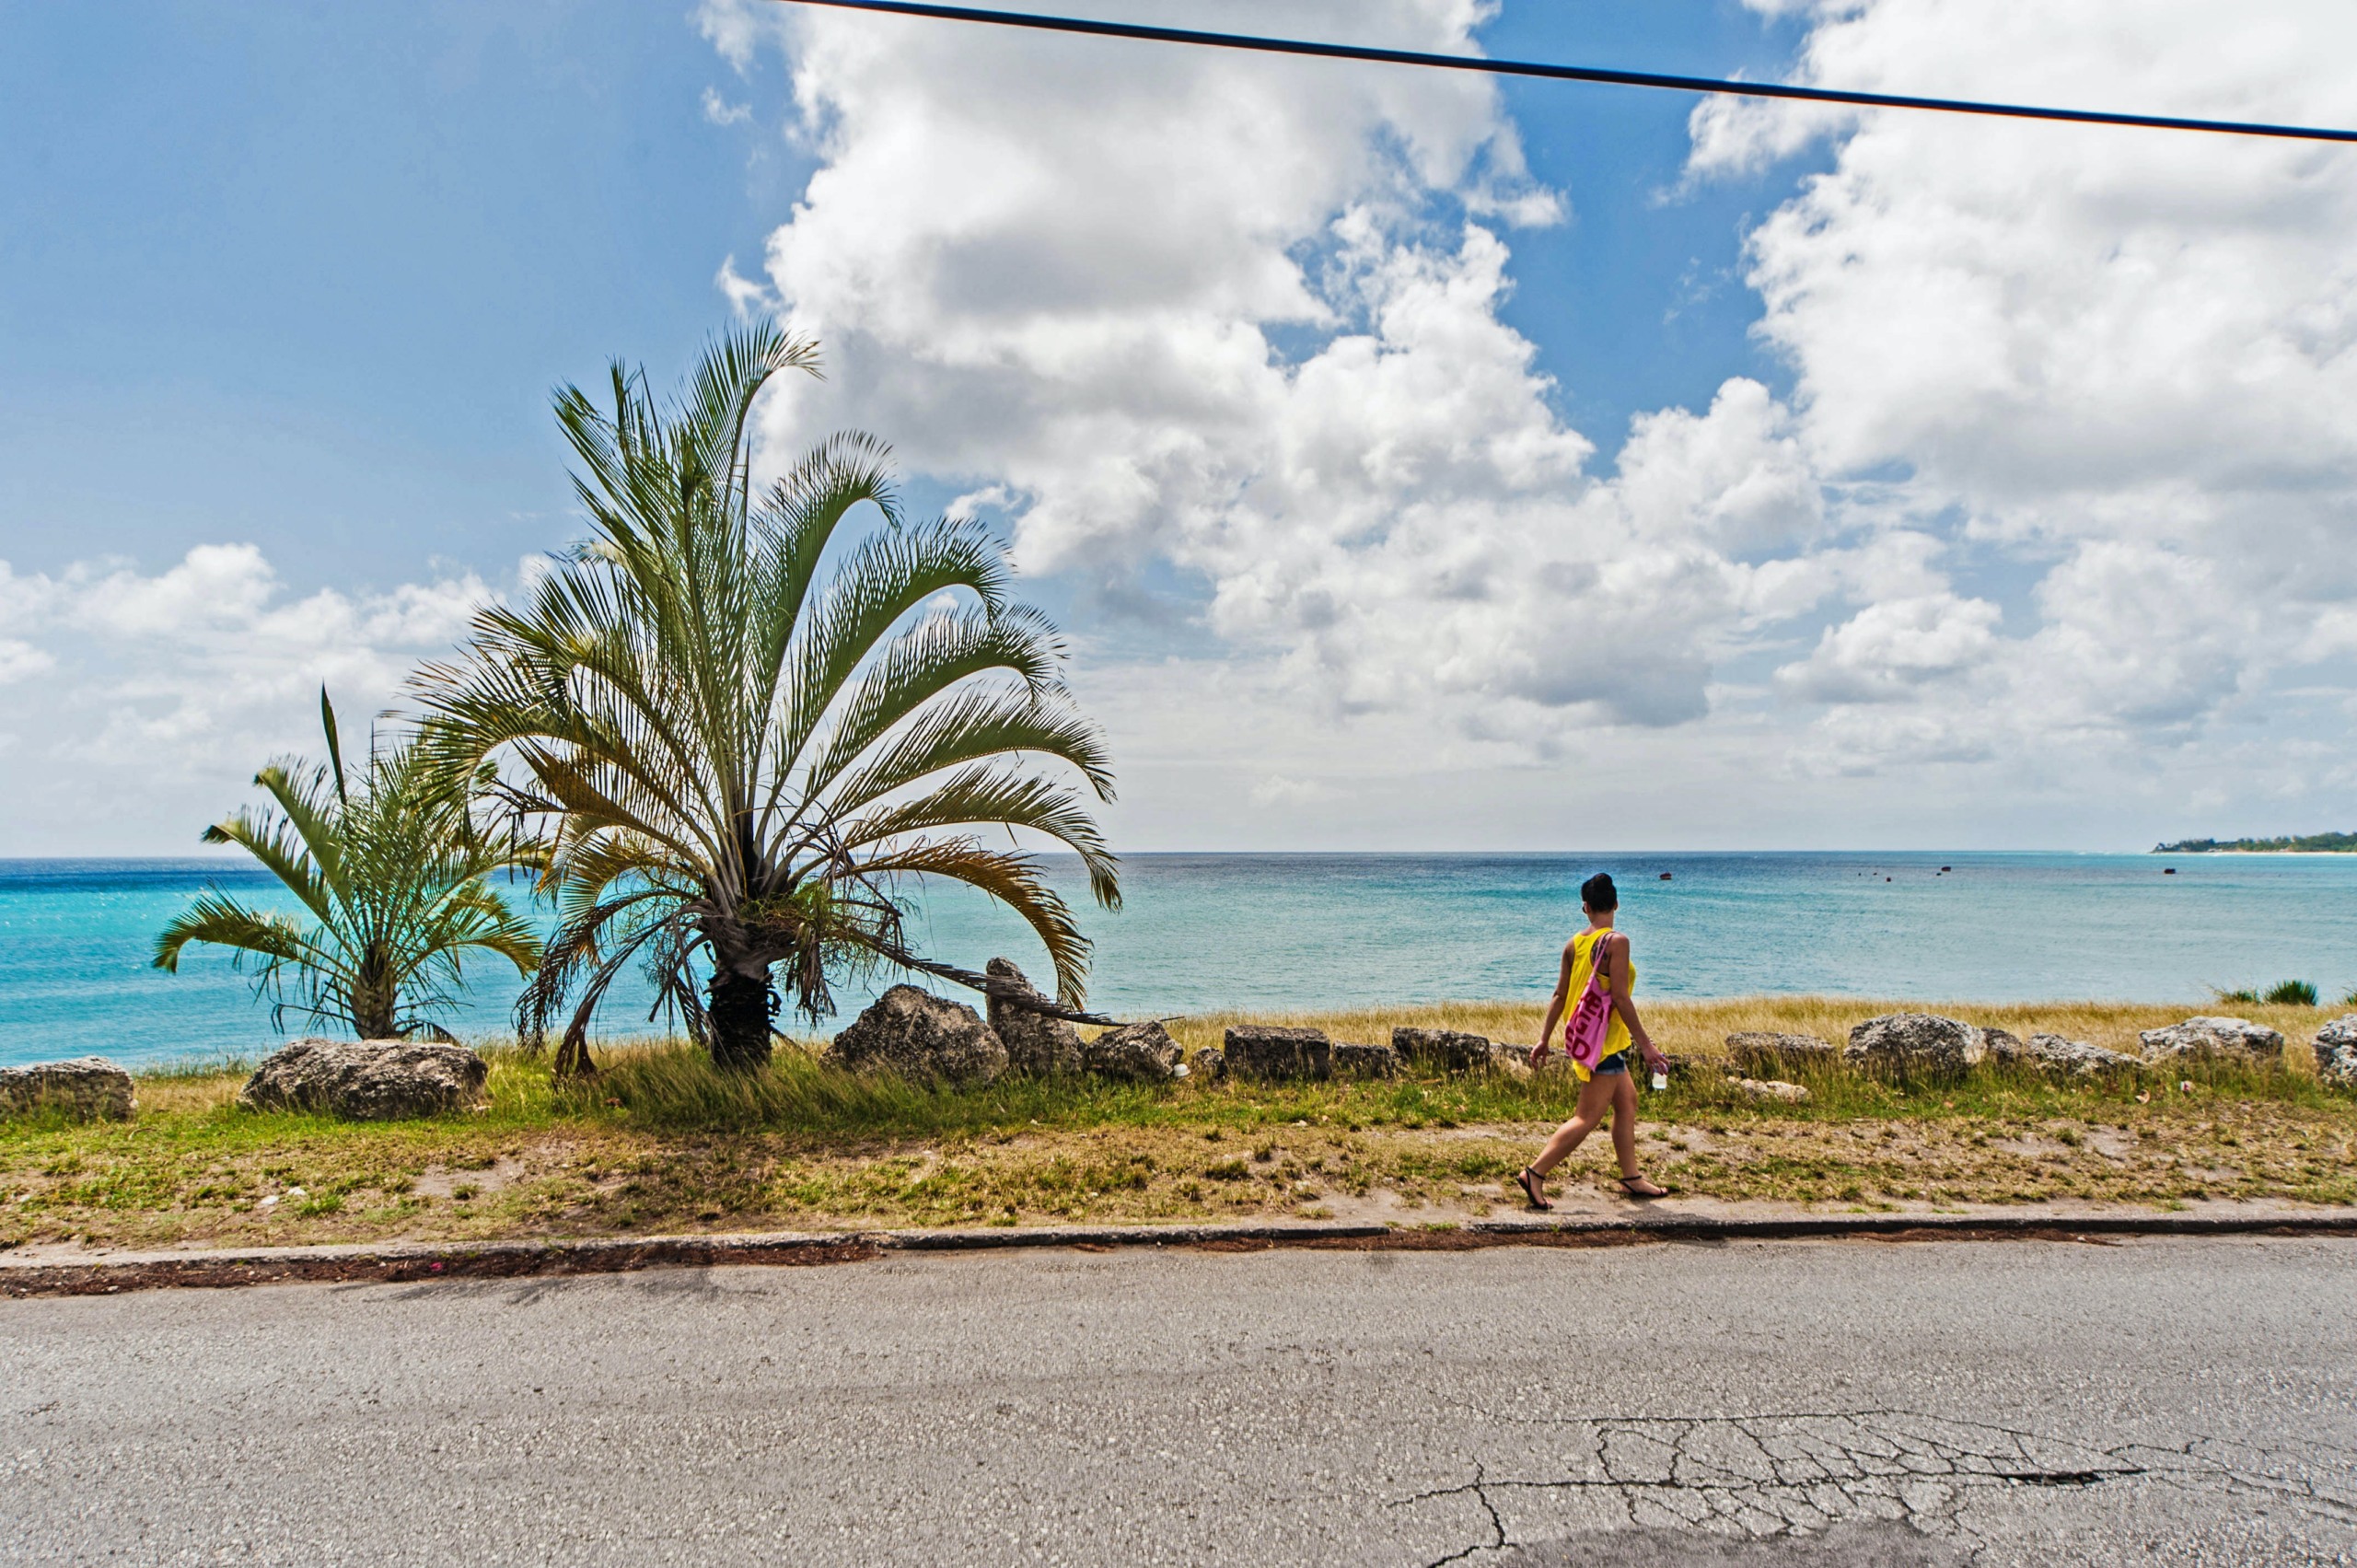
[415,321,1119,1076]
[154,691,542,1040]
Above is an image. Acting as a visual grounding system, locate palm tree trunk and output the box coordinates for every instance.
[708,969,774,1071]
[552,1027,597,1081]
[349,944,401,1039]
[350,981,400,1039]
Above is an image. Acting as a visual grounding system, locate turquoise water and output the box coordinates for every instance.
[5,852,2355,1069]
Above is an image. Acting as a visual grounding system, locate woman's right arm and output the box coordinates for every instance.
[1604,932,1667,1073]
[1532,939,1575,1061]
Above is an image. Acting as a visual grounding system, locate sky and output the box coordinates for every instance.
[3,0,2355,854]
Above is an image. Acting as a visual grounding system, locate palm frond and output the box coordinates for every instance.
[852,838,1094,1005]
[679,319,820,507]
[320,688,349,805]
[198,809,339,929]
[253,761,352,888]
[843,761,1121,913]
[824,686,1114,824]
[775,517,1011,776]
[153,895,318,975]
[799,603,1064,806]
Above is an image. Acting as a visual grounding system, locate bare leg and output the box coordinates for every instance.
[1609,1073,1640,1175]
[1528,1074,1620,1179]
[1609,1074,1667,1195]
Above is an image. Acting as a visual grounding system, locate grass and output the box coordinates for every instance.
[2,996,2350,1250]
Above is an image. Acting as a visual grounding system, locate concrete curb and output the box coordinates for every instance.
[5,1208,2354,1298]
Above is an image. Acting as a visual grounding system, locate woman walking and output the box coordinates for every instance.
[1516,872,1671,1208]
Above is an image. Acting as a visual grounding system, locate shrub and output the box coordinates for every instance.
[2264,981,2319,1006]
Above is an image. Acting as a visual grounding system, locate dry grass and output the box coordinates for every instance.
[1163,996,2340,1063]
[0,995,2349,1251]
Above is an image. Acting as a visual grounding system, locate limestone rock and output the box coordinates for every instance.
[0,1056,134,1121]
[2013,1033,2142,1076]
[1844,1013,1987,1075]
[2138,1016,2286,1063]
[2310,1016,2357,1087]
[1725,1031,1838,1075]
[1390,1028,1500,1074]
[1223,1026,1330,1082]
[238,1039,487,1121]
[1084,1019,1184,1082]
[1332,1042,1403,1078]
[1736,1077,1811,1105]
[984,958,1084,1076]
[1189,1048,1226,1083]
[1980,1028,2026,1062]
[827,986,1007,1084]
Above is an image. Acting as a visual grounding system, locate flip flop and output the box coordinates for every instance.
[1515,1167,1552,1211]
[1617,1175,1669,1199]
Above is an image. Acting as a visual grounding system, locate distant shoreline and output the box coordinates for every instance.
[2153,849,2357,856]
[2154,835,2357,855]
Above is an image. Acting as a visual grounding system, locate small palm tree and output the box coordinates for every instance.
[154,691,542,1040]
[416,321,1119,1076]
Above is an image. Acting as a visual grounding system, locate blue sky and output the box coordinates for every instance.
[3,0,791,587]
[0,0,1805,591]
[5,0,2354,854]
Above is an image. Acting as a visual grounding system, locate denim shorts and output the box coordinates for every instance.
[1591,1048,1632,1077]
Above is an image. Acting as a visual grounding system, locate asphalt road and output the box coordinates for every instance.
[5,1236,2354,1567]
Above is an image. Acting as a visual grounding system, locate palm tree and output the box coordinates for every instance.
[154,691,542,1040]
[415,321,1119,1076]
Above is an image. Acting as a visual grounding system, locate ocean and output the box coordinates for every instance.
[4,851,2354,1070]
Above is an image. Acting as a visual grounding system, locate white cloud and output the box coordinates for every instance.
[0,640,52,685]
[1777,594,2003,705]
[0,546,498,854]
[679,0,2357,844]
[701,86,752,127]
[1699,0,2357,790]
[1248,774,1341,808]
[714,253,775,319]
[710,0,1820,748]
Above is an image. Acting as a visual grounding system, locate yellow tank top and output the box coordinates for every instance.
[1567,926,1633,1081]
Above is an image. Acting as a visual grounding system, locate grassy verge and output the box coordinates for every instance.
[3,997,2350,1251]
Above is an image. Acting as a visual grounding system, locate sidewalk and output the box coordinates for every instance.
[6,1195,2351,1297]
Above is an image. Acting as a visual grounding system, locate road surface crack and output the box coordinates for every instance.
[1393,1407,2356,1554]
[1405,1464,1508,1567]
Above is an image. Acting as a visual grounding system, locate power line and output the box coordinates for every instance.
[780,0,2357,145]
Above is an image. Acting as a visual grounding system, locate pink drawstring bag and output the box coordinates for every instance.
[1560,936,1615,1069]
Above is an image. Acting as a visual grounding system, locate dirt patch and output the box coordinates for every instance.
[409,1157,529,1201]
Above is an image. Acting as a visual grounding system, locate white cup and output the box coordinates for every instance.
[1650,1071,1669,1092]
